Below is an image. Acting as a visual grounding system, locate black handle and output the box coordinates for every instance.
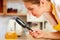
[15,17,33,31]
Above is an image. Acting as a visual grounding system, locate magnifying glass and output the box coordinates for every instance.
[15,17,33,31]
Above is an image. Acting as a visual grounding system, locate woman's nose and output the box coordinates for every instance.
[28,11,32,14]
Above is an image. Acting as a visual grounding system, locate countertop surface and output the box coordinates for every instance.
[0,33,53,40]
[0,32,57,40]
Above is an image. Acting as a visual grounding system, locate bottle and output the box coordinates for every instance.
[5,19,17,39]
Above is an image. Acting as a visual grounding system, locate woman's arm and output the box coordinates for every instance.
[29,30,60,39]
[45,31,60,39]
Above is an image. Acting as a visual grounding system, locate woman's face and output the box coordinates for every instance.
[24,1,52,17]
[24,2,42,17]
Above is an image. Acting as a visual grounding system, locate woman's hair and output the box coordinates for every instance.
[23,0,40,4]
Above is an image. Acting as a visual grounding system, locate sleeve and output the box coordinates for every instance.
[53,22,60,31]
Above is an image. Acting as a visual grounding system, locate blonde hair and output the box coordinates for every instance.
[52,2,60,23]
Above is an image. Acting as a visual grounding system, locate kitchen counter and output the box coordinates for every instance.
[0,32,57,40]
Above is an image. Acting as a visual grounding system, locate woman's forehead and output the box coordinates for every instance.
[24,2,33,8]
[24,2,39,8]
[24,2,32,6]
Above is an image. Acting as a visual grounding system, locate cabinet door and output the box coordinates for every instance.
[6,0,27,16]
[0,0,3,13]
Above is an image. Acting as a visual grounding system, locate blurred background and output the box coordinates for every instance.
[0,0,60,40]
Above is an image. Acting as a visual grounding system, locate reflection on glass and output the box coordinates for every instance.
[40,22,43,30]
[40,21,47,30]
[27,22,32,27]
[27,22,38,27]
[27,22,40,30]
[44,21,47,29]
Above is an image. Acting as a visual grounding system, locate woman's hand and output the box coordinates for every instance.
[29,30,60,39]
[29,30,47,39]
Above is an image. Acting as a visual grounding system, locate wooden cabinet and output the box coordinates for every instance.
[0,0,27,16]
[0,0,3,15]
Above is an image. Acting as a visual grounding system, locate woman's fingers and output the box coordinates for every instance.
[29,30,46,38]
[29,30,41,38]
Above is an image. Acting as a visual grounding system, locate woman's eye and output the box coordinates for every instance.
[30,9,33,10]
[28,8,33,11]
[47,0,50,2]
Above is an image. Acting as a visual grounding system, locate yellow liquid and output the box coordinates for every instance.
[5,32,17,39]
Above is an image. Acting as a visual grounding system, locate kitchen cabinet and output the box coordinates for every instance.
[0,0,27,16]
[0,0,3,15]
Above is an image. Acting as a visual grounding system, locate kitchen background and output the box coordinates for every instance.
[0,0,60,40]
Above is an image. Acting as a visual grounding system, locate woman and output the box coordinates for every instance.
[23,0,60,39]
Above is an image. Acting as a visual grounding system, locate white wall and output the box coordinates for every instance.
[7,2,27,14]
